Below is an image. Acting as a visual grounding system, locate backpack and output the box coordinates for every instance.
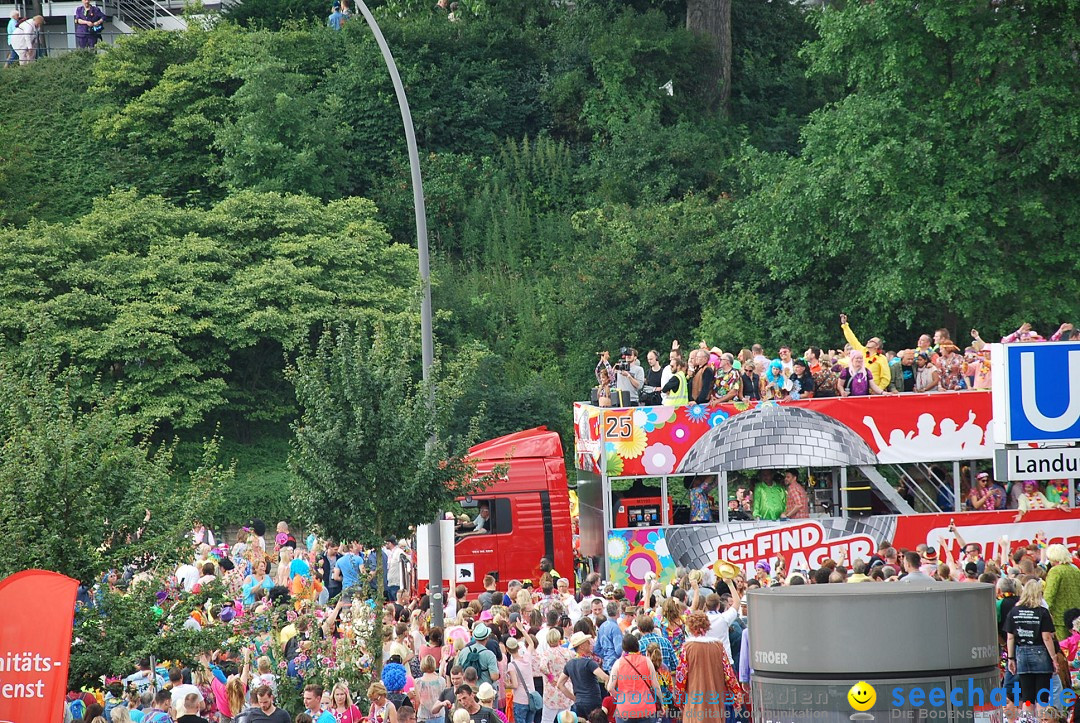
[68,699,86,720]
[813,367,839,398]
[461,645,485,680]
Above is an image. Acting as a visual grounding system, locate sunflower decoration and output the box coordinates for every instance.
[612,424,648,459]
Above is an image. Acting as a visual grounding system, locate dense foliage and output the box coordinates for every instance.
[288,322,502,547]
[0,348,234,584]
[0,0,1076,542]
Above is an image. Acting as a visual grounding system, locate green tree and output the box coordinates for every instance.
[68,578,231,690]
[0,343,234,585]
[732,0,1080,344]
[0,190,417,433]
[288,322,498,549]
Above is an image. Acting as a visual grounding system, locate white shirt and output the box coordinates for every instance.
[705,608,738,661]
[660,365,674,390]
[557,593,582,624]
[387,546,405,587]
[170,683,203,713]
[175,564,199,592]
[11,19,36,51]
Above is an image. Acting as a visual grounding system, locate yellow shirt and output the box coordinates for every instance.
[841,323,891,390]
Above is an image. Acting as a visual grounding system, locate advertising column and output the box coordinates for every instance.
[0,570,79,723]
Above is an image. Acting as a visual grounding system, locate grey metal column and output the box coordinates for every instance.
[952,460,962,514]
[353,1,441,626]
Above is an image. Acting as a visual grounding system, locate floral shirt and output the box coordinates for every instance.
[658,617,687,661]
[713,368,740,400]
[689,484,712,523]
[537,644,574,712]
[937,354,967,391]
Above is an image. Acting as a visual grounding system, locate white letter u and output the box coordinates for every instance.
[1019,350,1080,432]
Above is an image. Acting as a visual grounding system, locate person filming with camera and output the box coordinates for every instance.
[612,347,645,407]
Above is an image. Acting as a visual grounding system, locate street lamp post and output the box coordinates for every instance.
[353,0,444,628]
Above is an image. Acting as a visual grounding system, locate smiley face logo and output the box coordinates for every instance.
[847,681,876,712]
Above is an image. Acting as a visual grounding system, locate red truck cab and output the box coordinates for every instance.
[424,427,574,595]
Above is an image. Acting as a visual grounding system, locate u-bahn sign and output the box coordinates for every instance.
[993,342,1080,445]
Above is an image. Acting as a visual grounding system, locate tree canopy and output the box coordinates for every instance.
[0,0,1075,530]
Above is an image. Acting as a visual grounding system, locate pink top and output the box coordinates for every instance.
[611,653,656,718]
[211,676,244,718]
[417,644,443,665]
[1062,632,1080,662]
[331,704,363,723]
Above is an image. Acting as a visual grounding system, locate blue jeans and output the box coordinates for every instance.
[1016,645,1053,674]
[4,48,17,67]
[515,703,536,723]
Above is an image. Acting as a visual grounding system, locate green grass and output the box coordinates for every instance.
[212,431,294,528]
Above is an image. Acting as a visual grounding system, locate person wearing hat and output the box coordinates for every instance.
[453,684,500,723]
[474,683,504,723]
[935,342,967,391]
[327,1,345,30]
[839,314,892,390]
[6,10,21,66]
[919,547,940,576]
[456,624,500,686]
[555,632,608,719]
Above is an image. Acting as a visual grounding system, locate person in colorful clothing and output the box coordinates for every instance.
[1014,481,1056,522]
[783,470,809,519]
[1044,544,1080,640]
[936,343,967,391]
[712,353,740,403]
[537,629,574,723]
[840,314,891,390]
[752,470,786,521]
[687,476,714,523]
[368,682,399,723]
[658,598,687,663]
[967,472,998,511]
[838,351,885,397]
[74,0,105,49]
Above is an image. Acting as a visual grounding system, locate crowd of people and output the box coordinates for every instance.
[5,0,105,67]
[592,317,1078,407]
[64,518,1080,723]
[681,468,1077,525]
[327,1,462,30]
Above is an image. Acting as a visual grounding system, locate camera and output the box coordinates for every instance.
[613,360,630,372]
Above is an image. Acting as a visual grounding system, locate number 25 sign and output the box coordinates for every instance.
[603,411,634,440]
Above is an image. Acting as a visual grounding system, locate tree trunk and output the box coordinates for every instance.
[373,514,385,677]
[686,0,732,113]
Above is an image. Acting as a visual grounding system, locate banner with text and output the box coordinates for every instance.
[0,570,79,723]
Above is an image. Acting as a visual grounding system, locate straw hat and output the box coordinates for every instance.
[569,631,592,649]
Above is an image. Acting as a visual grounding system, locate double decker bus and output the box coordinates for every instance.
[572,391,1078,599]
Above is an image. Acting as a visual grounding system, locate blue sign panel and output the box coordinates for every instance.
[1006,342,1080,443]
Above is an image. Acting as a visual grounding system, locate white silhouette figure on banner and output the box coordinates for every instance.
[862,411,988,462]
